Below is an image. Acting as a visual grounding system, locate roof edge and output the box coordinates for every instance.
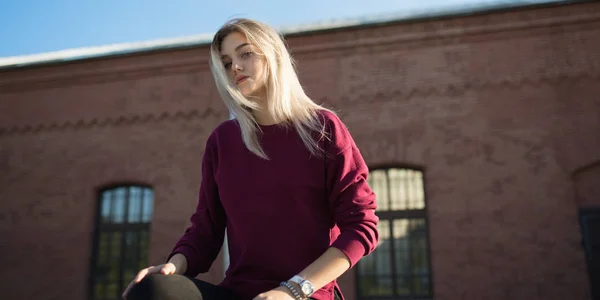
[0,0,581,70]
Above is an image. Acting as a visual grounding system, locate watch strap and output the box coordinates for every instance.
[289,275,315,297]
[280,281,304,300]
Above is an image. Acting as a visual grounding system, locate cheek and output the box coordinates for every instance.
[225,68,234,80]
[252,59,268,82]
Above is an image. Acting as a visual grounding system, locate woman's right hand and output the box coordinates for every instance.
[121,263,177,299]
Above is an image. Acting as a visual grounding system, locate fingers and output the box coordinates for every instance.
[134,267,151,283]
[161,263,176,275]
[122,265,175,300]
[122,282,134,300]
[160,265,169,274]
[122,267,152,299]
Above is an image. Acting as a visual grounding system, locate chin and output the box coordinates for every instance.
[239,90,253,97]
[238,82,265,99]
[241,87,259,97]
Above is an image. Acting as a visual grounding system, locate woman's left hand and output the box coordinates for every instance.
[252,286,295,300]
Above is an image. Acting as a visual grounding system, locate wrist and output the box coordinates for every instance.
[279,281,305,300]
[288,275,315,298]
[168,253,187,274]
[276,285,296,299]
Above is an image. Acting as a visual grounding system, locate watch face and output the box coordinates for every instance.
[301,283,314,295]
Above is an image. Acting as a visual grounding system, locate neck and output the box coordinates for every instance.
[247,87,278,126]
[253,105,277,126]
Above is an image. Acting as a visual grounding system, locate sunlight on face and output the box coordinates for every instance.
[220,32,267,99]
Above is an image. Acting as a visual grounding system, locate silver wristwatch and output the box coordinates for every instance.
[289,275,315,298]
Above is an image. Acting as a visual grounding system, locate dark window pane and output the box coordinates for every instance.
[97,232,110,267]
[359,274,394,296]
[124,231,138,257]
[100,191,112,223]
[409,219,430,275]
[580,209,600,299]
[362,220,391,274]
[93,232,111,296]
[377,220,392,275]
[141,188,154,222]
[393,219,410,275]
[396,274,431,296]
[394,219,429,275]
[94,282,104,300]
[122,231,139,289]
[94,231,121,300]
[105,282,118,300]
[358,220,392,296]
[413,274,431,296]
[92,186,154,300]
[127,187,142,223]
[358,168,430,298]
[109,232,122,282]
[112,188,126,223]
[139,231,150,270]
[93,232,111,300]
[396,274,412,296]
[394,218,431,296]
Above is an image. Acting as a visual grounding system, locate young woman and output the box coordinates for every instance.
[123,18,379,300]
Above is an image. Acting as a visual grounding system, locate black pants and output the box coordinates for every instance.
[126,274,342,300]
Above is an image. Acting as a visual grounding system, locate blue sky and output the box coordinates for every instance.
[0,0,559,58]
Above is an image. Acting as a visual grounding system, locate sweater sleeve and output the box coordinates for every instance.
[167,133,226,277]
[325,115,379,268]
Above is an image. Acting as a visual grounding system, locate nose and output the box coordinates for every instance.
[232,61,242,74]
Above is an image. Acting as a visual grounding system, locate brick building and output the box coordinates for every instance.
[1,1,599,299]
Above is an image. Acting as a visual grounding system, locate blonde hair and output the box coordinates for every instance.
[209,18,332,160]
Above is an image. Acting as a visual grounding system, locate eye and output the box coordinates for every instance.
[241,51,252,58]
[223,62,232,69]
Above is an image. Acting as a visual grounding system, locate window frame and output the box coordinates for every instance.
[87,183,154,300]
[579,206,600,300]
[355,165,435,300]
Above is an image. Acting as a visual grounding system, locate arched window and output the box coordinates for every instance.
[89,185,154,300]
[579,207,600,298]
[357,168,432,299]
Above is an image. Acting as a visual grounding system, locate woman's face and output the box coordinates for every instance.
[220,31,267,99]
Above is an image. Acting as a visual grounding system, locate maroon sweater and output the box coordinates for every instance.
[168,111,379,300]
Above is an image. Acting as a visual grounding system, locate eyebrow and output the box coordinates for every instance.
[220,43,250,60]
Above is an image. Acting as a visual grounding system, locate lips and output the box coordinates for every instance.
[236,76,249,84]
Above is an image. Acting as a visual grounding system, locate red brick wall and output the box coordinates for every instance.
[0,52,232,299]
[1,1,599,299]
[289,3,600,298]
